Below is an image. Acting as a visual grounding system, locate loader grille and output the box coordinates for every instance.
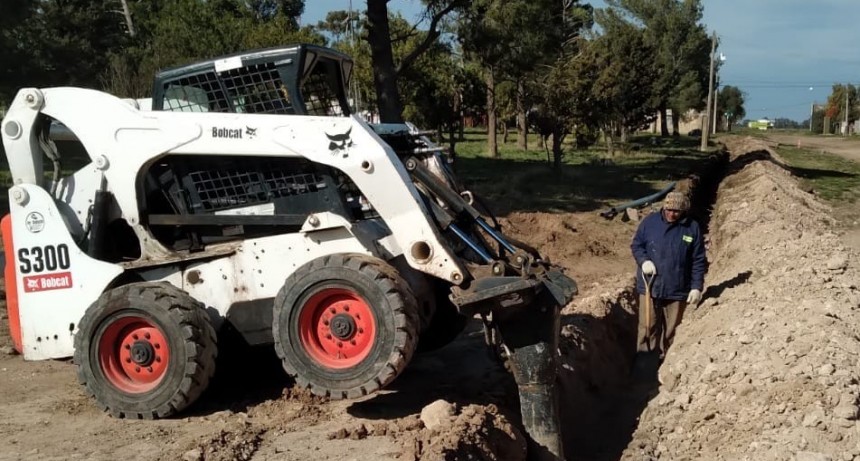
[301,62,343,116]
[143,155,358,250]
[173,162,326,213]
[161,62,294,115]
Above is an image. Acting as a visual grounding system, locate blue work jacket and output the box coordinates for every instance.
[631,211,706,301]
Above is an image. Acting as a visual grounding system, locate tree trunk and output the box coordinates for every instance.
[486,69,498,158]
[448,121,457,162]
[604,126,615,157]
[366,0,404,123]
[452,89,463,144]
[552,127,565,170]
[516,80,527,150]
[659,104,669,137]
[620,123,628,143]
[671,113,680,136]
[119,0,136,37]
[502,121,509,144]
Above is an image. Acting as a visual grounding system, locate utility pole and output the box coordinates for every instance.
[701,32,717,151]
[845,89,850,136]
[810,102,814,132]
[712,81,719,134]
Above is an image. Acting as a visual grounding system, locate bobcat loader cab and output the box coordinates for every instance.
[1,44,574,459]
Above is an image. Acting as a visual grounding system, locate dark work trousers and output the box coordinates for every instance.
[637,295,687,357]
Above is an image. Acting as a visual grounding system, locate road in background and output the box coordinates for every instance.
[764,133,860,162]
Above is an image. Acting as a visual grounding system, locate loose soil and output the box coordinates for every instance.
[1,135,859,460]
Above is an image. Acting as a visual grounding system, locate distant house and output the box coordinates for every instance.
[648,109,706,135]
[748,119,774,130]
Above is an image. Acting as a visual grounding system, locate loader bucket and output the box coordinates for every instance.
[454,268,575,460]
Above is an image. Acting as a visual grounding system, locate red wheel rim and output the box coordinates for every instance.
[97,316,170,393]
[298,287,376,369]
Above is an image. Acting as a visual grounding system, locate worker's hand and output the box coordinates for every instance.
[641,260,656,275]
[687,289,702,305]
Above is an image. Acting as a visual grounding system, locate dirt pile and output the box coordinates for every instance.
[500,212,636,288]
[622,137,860,460]
[399,403,526,461]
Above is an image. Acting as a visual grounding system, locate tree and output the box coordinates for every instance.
[27,0,127,89]
[605,0,711,136]
[592,8,658,142]
[717,85,745,131]
[0,0,38,105]
[458,0,588,158]
[101,0,319,98]
[772,118,801,129]
[365,0,464,123]
[826,84,859,128]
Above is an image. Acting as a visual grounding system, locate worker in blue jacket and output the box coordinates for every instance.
[631,191,706,360]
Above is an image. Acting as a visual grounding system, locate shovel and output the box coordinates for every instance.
[642,271,656,352]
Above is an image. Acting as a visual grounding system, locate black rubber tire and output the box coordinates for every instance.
[273,253,420,399]
[74,282,217,419]
[417,286,469,353]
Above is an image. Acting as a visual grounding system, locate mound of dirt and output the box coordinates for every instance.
[622,137,860,460]
[399,404,527,461]
[500,212,636,288]
[178,423,264,461]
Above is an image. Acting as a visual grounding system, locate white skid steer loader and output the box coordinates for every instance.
[0,44,575,459]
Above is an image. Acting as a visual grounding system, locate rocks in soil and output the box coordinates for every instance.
[420,399,457,431]
[399,404,526,461]
[184,424,263,461]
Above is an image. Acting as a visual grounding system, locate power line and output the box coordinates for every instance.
[747,101,816,111]
[723,79,859,89]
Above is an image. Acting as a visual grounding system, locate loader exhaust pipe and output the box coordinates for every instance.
[496,292,564,461]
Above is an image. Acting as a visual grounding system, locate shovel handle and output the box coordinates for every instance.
[642,272,656,351]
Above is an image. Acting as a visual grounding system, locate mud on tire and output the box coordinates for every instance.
[74,282,217,419]
[273,253,420,399]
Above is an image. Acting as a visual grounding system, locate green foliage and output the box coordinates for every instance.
[717,85,745,129]
[605,0,711,124]
[825,84,859,124]
[771,118,803,129]
[1,0,127,105]
[589,15,658,131]
[0,0,314,101]
[100,0,318,98]
[0,0,38,104]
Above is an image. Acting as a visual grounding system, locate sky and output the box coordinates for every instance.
[303,1,860,123]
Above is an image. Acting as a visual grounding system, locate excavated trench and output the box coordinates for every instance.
[382,149,731,461]
[554,149,728,461]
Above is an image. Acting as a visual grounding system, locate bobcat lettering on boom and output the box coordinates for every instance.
[212,127,243,139]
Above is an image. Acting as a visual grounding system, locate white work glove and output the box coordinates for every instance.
[687,289,702,305]
[641,260,656,275]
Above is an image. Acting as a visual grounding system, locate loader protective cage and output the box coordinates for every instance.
[152,44,353,117]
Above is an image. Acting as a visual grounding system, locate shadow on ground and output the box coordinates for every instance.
[453,150,706,216]
[347,320,518,421]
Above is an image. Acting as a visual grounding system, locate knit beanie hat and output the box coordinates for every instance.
[663,191,690,211]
